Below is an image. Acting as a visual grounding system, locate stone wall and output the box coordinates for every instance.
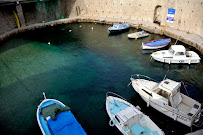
[0,0,202,41]
[0,0,77,35]
[73,0,203,37]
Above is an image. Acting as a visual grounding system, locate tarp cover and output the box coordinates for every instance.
[47,111,87,135]
[41,103,70,120]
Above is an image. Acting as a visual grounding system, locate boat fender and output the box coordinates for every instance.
[109,119,115,127]
[174,114,177,121]
[169,59,171,64]
[147,97,150,107]
[189,60,191,64]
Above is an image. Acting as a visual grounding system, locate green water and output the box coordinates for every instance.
[0,23,202,135]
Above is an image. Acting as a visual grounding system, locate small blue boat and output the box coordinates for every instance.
[142,38,171,49]
[108,22,130,33]
[37,92,87,135]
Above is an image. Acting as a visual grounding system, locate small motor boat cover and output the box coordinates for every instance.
[47,111,86,135]
[40,103,70,120]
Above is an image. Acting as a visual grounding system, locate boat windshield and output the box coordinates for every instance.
[168,47,175,54]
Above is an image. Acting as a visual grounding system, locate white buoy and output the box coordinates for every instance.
[79,25,81,27]
[69,30,72,32]
[92,27,94,30]
[48,42,50,45]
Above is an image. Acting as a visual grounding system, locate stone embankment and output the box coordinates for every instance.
[0,16,203,54]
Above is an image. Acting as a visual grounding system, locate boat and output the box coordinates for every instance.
[130,74,203,127]
[37,92,87,135]
[106,92,164,135]
[108,22,130,33]
[127,30,149,39]
[142,38,171,49]
[151,45,201,64]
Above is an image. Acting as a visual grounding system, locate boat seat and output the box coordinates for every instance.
[47,111,86,135]
[130,124,144,135]
[143,126,151,135]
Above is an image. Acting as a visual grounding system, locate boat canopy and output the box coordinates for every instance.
[171,45,186,53]
[158,79,181,94]
[115,107,143,129]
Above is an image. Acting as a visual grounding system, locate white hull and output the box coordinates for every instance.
[128,32,149,39]
[152,56,200,64]
[131,78,201,127]
[151,45,201,64]
[106,93,164,135]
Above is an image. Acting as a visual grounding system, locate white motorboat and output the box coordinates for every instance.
[128,30,149,39]
[106,92,164,135]
[130,74,203,127]
[151,45,201,64]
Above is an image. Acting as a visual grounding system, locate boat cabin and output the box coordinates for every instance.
[114,107,143,132]
[152,79,182,108]
[168,45,190,57]
[112,22,123,29]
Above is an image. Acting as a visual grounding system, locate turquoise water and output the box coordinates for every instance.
[0,23,202,135]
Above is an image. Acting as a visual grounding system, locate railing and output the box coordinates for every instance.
[106,92,127,101]
[193,108,203,127]
[130,74,159,82]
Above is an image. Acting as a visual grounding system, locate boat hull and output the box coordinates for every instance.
[127,32,149,39]
[106,94,164,135]
[142,38,171,50]
[106,96,132,135]
[131,80,196,127]
[37,99,86,135]
[151,56,200,64]
[109,27,129,34]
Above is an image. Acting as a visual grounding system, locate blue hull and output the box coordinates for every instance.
[108,24,130,33]
[37,99,86,135]
[143,38,171,47]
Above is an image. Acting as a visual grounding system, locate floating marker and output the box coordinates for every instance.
[92,27,94,30]
[79,25,81,27]
[48,42,50,45]
[69,30,72,32]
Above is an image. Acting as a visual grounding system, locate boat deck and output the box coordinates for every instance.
[109,100,129,115]
[130,124,159,135]
[177,103,191,114]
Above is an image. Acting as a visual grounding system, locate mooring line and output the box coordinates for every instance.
[0,58,37,99]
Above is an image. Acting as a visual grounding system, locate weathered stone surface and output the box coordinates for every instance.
[16,3,26,27]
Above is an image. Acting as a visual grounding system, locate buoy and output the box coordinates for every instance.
[174,114,177,121]
[69,30,72,32]
[92,27,94,30]
[169,59,171,64]
[79,25,81,27]
[48,42,50,45]
[189,60,191,64]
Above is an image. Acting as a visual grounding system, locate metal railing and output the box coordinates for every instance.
[130,74,159,82]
